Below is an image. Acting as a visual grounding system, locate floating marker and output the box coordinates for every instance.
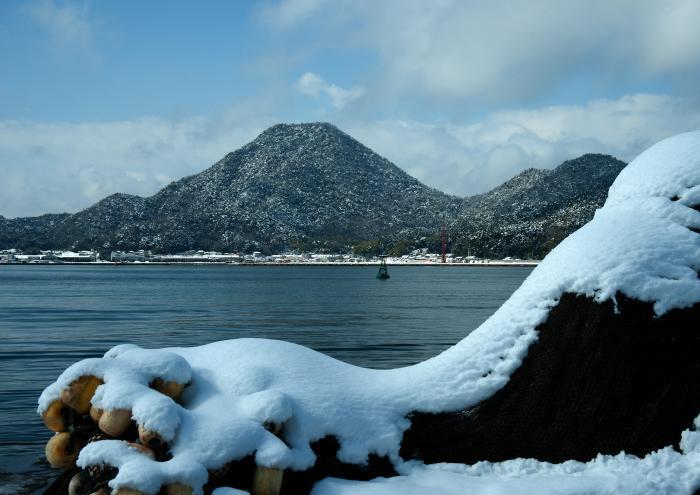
[45,431,82,469]
[252,466,284,495]
[68,472,82,495]
[42,400,67,432]
[138,424,165,449]
[61,376,103,414]
[151,378,185,402]
[98,409,132,437]
[112,488,145,495]
[164,482,194,494]
[90,405,104,424]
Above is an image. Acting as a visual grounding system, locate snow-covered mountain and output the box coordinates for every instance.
[452,153,627,258]
[0,123,626,256]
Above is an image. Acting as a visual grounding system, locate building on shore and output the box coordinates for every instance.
[7,250,99,263]
[51,251,100,262]
[0,249,17,263]
[3,247,537,266]
[111,250,151,262]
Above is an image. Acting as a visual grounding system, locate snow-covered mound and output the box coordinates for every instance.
[314,445,700,495]
[38,132,700,494]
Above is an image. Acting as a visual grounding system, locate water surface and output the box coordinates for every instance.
[0,264,532,493]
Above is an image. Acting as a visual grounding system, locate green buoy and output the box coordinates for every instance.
[376,255,390,279]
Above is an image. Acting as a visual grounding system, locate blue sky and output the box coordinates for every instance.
[1,0,700,217]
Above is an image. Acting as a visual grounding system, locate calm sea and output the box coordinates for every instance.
[0,264,532,493]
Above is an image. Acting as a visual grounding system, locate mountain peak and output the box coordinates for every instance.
[224,121,388,178]
[256,122,346,141]
[556,153,626,173]
[264,121,339,131]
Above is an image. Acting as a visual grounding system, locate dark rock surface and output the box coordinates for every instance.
[1,124,625,257]
[401,292,700,464]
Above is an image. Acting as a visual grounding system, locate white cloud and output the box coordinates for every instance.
[0,115,275,218]
[1,93,698,218]
[295,72,365,110]
[264,0,700,102]
[344,94,700,197]
[26,0,98,58]
[639,0,700,74]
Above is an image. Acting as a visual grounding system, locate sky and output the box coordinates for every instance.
[1,0,700,218]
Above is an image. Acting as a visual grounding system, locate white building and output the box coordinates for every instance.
[111,250,150,262]
[55,250,99,262]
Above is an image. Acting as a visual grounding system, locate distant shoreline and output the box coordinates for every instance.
[0,260,539,267]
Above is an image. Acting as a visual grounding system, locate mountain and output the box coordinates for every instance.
[450,154,627,258]
[0,123,627,257]
[0,123,461,253]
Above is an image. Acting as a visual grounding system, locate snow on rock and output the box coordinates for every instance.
[313,447,700,495]
[38,348,192,441]
[606,130,700,207]
[77,440,208,493]
[38,131,700,494]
